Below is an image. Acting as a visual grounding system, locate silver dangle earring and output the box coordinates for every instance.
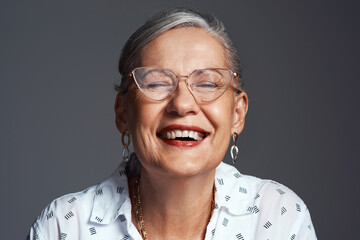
[230,132,239,164]
[121,130,131,162]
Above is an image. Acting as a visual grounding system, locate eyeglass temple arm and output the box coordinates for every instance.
[232,73,242,94]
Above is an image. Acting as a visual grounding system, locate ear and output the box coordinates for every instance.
[231,91,249,135]
[114,93,129,133]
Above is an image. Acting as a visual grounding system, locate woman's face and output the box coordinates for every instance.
[116,27,248,178]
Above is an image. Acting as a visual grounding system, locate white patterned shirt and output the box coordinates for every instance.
[28,157,317,240]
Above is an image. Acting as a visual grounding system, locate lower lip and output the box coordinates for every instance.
[160,138,204,147]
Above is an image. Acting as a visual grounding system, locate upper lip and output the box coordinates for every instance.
[157,124,209,138]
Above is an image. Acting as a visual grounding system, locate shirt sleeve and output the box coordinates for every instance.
[26,196,78,240]
[27,219,45,240]
[295,207,317,240]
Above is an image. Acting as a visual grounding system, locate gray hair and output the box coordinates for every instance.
[115,7,244,94]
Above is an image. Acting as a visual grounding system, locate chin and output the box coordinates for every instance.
[147,155,220,179]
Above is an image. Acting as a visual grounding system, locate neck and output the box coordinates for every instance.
[129,167,216,240]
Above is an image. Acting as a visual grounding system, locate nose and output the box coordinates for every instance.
[166,79,200,116]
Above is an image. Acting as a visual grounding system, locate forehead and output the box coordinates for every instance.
[140,27,227,74]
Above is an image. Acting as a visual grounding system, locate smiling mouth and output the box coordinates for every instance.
[158,130,208,141]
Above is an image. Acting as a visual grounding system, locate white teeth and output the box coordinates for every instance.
[193,132,200,141]
[162,130,204,141]
[189,131,195,139]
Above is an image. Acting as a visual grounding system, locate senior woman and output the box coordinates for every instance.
[28,8,317,240]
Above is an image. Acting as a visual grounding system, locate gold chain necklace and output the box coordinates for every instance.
[133,176,216,240]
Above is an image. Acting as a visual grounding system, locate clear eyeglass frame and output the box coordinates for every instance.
[128,67,240,102]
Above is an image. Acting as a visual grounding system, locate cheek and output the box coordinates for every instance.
[127,91,155,127]
[126,93,166,152]
[126,101,160,161]
[205,94,235,132]
[128,101,157,132]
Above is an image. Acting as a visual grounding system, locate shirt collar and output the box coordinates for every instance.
[89,159,128,224]
[90,153,141,224]
[214,161,260,215]
[90,156,259,224]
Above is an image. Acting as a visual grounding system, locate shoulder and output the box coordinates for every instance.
[256,179,305,209]
[251,180,317,239]
[28,162,132,240]
[215,162,317,239]
[253,179,312,228]
[216,162,307,210]
[29,185,98,239]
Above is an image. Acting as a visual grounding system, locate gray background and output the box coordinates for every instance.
[1,0,359,239]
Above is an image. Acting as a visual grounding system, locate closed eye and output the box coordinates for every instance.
[198,83,217,88]
[192,82,218,89]
[145,82,172,88]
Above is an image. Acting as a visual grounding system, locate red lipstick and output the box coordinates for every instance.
[159,124,207,133]
[157,124,209,148]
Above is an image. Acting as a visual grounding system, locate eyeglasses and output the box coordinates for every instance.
[128,67,240,102]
